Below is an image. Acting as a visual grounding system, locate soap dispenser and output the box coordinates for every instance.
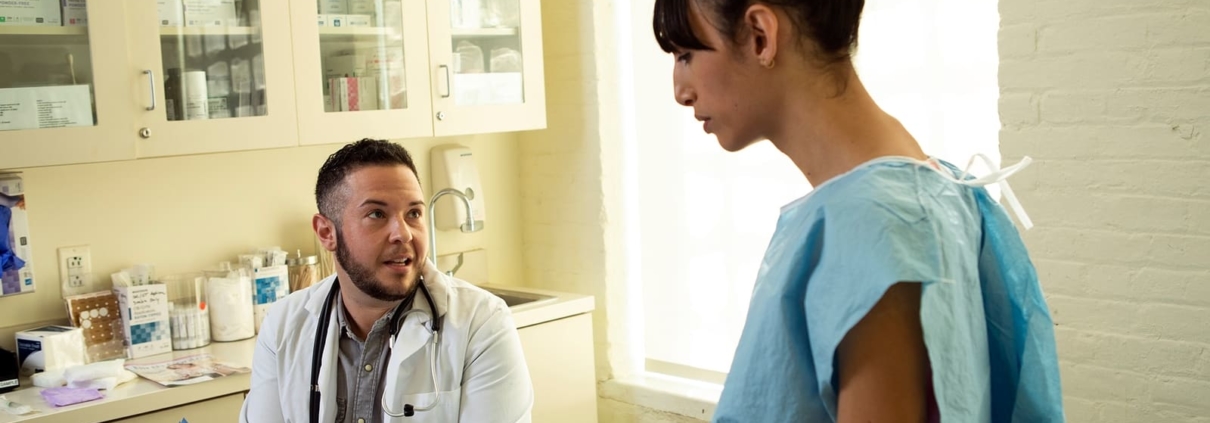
[430,144,486,231]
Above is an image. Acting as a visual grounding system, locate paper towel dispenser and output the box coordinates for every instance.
[430,144,486,231]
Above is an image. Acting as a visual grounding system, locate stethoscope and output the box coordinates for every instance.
[310,276,444,422]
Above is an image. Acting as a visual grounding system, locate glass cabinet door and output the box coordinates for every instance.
[427,0,545,136]
[0,3,136,169]
[132,0,298,158]
[293,0,434,144]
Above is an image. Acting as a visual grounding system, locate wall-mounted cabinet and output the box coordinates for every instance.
[0,0,546,170]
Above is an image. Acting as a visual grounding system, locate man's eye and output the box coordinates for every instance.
[368,210,385,219]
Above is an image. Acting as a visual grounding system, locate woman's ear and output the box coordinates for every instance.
[745,4,780,68]
[313,213,338,252]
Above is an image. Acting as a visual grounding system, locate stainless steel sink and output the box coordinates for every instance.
[483,287,556,309]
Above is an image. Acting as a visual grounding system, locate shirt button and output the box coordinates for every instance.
[357,419,365,423]
[364,364,372,372]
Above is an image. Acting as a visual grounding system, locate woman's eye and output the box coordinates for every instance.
[407,210,422,219]
[676,52,692,63]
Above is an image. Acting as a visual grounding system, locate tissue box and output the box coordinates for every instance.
[15,326,85,375]
[61,0,86,26]
[0,0,62,26]
[114,284,172,359]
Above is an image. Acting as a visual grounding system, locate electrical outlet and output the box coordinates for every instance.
[58,245,93,296]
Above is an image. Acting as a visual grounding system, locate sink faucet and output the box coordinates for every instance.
[427,188,480,268]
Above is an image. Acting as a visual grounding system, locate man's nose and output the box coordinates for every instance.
[388,216,414,243]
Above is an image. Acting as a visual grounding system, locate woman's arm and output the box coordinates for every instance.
[836,282,931,423]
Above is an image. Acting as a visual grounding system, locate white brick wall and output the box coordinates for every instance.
[1000,0,1210,421]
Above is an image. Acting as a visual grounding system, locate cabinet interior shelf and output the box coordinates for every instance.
[160,26,259,36]
[451,27,517,38]
[0,26,88,36]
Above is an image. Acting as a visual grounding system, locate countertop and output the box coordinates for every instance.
[0,284,594,422]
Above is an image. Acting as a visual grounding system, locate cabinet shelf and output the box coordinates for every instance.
[319,26,401,37]
[0,26,88,36]
[451,27,517,38]
[159,26,258,36]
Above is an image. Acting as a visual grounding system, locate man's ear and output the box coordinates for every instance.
[313,213,338,252]
[744,4,780,68]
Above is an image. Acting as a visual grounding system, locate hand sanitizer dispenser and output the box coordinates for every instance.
[431,144,486,231]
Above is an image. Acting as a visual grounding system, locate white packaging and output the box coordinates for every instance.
[0,174,34,297]
[113,284,172,359]
[318,0,347,14]
[347,0,378,15]
[252,265,288,333]
[345,14,371,27]
[0,85,92,131]
[0,0,62,26]
[157,0,184,26]
[15,326,85,375]
[184,0,236,27]
[60,0,86,26]
[182,70,209,120]
[206,273,254,342]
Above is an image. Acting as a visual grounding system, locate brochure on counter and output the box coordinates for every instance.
[124,353,249,387]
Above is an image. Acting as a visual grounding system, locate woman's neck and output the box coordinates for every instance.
[768,66,926,187]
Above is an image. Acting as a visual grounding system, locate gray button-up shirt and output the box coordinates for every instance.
[333,291,414,423]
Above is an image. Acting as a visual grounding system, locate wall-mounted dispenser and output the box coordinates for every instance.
[430,144,486,231]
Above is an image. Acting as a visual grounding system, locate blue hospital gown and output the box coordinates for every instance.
[712,157,1064,422]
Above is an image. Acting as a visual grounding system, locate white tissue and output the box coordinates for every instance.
[30,370,66,388]
[69,377,117,391]
[64,359,126,384]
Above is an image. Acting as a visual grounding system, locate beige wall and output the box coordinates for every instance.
[1000,0,1210,421]
[0,134,524,351]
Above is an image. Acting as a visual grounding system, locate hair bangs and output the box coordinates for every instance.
[653,0,711,53]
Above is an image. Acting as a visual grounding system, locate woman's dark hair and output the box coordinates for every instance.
[653,0,865,65]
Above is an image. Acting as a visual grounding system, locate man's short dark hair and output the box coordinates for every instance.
[315,138,420,223]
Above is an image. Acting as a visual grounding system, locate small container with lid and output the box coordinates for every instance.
[287,250,320,292]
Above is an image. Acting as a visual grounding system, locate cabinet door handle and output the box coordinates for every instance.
[144,70,157,111]
[439,65,451,98]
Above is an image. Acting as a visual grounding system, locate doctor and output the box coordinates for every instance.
[240,139,533,423]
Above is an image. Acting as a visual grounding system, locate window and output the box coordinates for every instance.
[623,0,1001,380]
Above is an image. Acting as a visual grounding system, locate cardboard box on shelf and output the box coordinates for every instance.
[318,0,348,14]
[113,283,172,359]
[345,14,371,27]
[184,0,237,27]
[158,0,184,26]
[0,0,62,26]
[60,0,86,26]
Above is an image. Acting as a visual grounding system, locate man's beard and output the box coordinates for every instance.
[335,228,417,302]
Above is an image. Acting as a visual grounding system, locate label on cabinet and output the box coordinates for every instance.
[319,0,348,14]
[0,85,92,131]
[0,0,62,26]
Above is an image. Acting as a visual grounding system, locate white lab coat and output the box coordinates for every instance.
[239,262,533,422]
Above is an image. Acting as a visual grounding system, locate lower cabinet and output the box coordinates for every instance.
[109,392,244,423]
[519,313,599,423]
